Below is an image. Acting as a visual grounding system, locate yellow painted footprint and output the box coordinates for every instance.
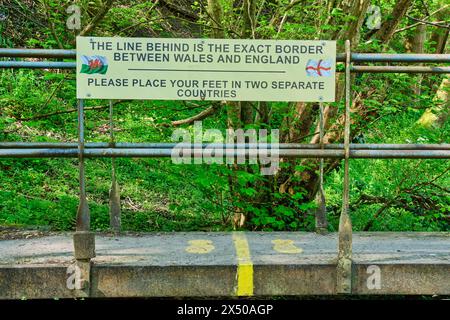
[185,239,215,254]
[272,239,303,254]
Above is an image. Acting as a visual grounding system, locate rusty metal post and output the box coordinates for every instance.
[336,40,353,294]
[109,100,121,234]
[76,99,90,232]
[73,99,95,297]
[315,102,328,234]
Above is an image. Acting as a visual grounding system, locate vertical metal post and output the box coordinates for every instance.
[315,102,328,234]
[109,100,121,233]
[336,40,353,294]
[77,98,90,231]
[72,99,95,296]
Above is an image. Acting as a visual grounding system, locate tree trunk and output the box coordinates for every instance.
[373,0,412,44]
[429,3,450,54]
[281,0,370,189]
[207,0,225,38]
[242,0,256,38]
[223,0,258,228]
[332,0,371,48]
[411,24,426,96]
[239,0,257,127]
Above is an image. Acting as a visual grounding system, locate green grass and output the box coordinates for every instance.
[0,70,448,232]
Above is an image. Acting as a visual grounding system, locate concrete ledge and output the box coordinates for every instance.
[92,265,237,297]
[0,232,448,298]
[0,265,78,299]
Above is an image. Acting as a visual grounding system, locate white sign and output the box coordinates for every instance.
[77,37,336,102]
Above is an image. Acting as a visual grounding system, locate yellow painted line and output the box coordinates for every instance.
[185,239,215,254]
[232,232,253,296]
[272,239,303,254]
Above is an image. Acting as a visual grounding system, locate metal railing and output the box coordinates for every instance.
[1,48,449,72]
[0,42,449,295]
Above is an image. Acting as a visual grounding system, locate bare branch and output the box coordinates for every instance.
[170,103,221,127]
[16,100,128,122]
[406,16,450,29]
[394,4,449,34]
[78,0,115,37]
[159,0,198,20]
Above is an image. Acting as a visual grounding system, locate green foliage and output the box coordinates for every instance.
[0,0,448,233]
[326,113,449,232]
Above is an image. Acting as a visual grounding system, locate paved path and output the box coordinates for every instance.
[0,232,448,298]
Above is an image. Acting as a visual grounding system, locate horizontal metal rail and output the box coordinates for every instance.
[351,66,450,73]
[0,61,76,69]
[0,48,76,58]
[2,61,449,73]
[0,148,448,158]
[339,53,450,63]
[1,49,449,63]
[0,142,448,150]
